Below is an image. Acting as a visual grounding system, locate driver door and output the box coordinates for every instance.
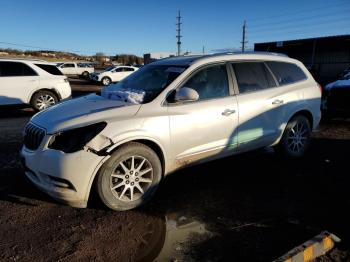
[167,63,238,166]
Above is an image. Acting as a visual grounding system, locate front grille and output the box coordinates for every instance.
[23,123,46,150]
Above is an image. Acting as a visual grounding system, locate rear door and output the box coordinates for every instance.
[231,61,285,151]
[0,61,39,105]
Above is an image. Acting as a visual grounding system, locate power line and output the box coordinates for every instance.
[247,0,349,23]
[249,18,350,37]
[249,9,350,30]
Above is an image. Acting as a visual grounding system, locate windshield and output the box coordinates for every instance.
[102,64,187,103]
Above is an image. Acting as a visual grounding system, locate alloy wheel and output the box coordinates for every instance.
[287,122,309,153]
[110,156,153,202]
[36,94,56,110]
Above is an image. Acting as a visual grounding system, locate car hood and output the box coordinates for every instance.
[31,94,141,134]
[325,79,350,90]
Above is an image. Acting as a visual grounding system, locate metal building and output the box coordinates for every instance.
[254,35,350,85]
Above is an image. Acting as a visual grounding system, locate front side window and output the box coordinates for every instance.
[180,64,229,101]
[0,62,37,77]
[114,67,124,72]
[232,62,276,94]
[266,61,307,85]
[103,64,187,103]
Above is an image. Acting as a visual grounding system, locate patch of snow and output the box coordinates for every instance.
[101,85,145,104]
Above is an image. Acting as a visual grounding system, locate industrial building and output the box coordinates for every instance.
[254,35,350,85]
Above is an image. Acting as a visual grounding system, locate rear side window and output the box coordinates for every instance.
[0,62,37,77]
[266,61,307,85]
[232,62,276,94]
[124,67,134,72]
[35,64,63,75]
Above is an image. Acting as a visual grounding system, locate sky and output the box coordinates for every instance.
[0,0,349,56]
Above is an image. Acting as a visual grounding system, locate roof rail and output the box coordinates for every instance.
[211,51,289,57]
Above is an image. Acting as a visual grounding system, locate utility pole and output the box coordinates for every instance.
[176,10,182,56]
[241,20,248,52]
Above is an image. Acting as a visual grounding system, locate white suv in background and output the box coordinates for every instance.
[21,53,321,211]
[90,65,138,85]
[0,59,71,111]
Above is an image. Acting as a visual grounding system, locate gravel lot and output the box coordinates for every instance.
[0,80,350,261]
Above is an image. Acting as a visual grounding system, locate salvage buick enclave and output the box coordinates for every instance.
[21,52,321,210]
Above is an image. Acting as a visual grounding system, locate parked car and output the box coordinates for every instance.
[21,52,321,211]
[57,62,94,78]
[322,72,350,114]
[0,58,71,111]
[90,65,138,86]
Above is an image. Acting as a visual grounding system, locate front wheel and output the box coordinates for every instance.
[101,77,111,86]
[275,115,312,158]
[96,142,162,211]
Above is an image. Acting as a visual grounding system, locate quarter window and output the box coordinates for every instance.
[35,64,63,75]
[0,62,37,77]
[181,64,229,101]
[266,61,307,85]
[232,62,276,94]
[62,63,75,68]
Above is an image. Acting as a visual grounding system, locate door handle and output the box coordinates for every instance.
[222,109,236,116]
[272,99,284,105]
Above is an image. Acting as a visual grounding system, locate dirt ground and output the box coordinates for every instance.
[0,81,350,261]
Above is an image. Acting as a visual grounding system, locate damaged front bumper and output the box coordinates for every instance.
[20,138,108,208]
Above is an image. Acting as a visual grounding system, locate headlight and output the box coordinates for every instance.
[48,122,107,153]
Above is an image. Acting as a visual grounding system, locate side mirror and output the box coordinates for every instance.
[175,87,199,102]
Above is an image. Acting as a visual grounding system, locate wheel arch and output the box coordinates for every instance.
[85,138,167,204]
[106,139,166,176]
[288,109,314,129]
[29,88,61,104]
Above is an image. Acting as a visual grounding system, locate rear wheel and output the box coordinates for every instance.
[275,115,312,158]
[96,142,162,211]
[82,71,89,78]
[102,77,111,86]
[30,90,58,111]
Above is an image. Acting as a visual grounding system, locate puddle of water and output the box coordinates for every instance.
[135,214,212,262]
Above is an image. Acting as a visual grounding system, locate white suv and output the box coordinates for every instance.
[21,53,321,210]
[0,59,71,111]
[90,65,138,85]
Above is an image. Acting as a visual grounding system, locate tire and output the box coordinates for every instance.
[275,115,312,158]
[30,90,58,111]
[96,142,162,211]
[82,71,89,78]
[101,77,111,86]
